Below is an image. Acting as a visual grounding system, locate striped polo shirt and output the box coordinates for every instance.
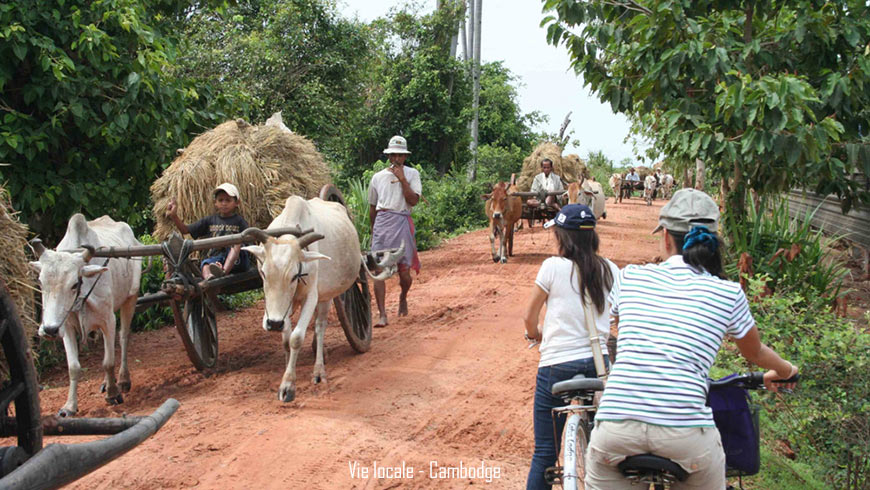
[596,255,755,427]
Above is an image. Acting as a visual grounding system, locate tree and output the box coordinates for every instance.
[0,0,231,240]
[177,0,373,167]
[341,4,471,179]
[478,62,545,151]
[542,0,870,233]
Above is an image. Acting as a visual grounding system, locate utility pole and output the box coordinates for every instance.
[467,0,482,181]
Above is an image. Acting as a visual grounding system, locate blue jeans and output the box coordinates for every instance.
[527,356,609,490]
[201,250,249,274]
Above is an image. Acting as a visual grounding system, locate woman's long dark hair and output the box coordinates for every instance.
[554,227,614,314]
[667,230,725,278]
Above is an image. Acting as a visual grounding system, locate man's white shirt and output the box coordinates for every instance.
[367,166,422,213]
[531,172,564,194]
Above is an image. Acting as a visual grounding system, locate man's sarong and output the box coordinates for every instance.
[371,210,421,274]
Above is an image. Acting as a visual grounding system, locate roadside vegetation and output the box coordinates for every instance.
[3,1,868,487]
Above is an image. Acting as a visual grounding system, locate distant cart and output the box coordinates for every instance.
[81,184,376,370]
[511,190,567,228]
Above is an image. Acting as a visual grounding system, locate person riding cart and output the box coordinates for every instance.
[620,168,643,199]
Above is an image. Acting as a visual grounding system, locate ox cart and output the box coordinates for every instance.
[511,191,567,228]
[39,185,376,371]
[0,278,178,488]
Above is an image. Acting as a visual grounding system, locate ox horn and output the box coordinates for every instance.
[81,244,95,262]
[377,241,405,269]
[29,238,46,259]
[297,232,325,250]
[242,227,272,244]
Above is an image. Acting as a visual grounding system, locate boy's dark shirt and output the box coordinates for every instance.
[187,213,249,257]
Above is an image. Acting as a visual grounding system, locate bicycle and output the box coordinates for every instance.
[616,371,799,490]
[542,374,604,490]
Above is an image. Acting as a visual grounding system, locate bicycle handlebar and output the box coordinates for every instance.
[709,372,800,391]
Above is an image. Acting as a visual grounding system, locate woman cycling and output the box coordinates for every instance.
[585,189,798,489]
[523,204,619,490]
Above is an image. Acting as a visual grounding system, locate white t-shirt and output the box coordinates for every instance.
[367,166,423,213]
[534,256,620,368]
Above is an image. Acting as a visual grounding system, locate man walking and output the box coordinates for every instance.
[368,135,422,328]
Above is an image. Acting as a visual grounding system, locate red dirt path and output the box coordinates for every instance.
[17,198,663,489]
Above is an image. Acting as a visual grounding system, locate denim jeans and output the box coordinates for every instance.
[526,356,609,490]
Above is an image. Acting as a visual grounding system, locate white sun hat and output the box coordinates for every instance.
[383,135,411,154]
[214,182,240,199]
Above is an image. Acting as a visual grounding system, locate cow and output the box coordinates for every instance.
[608,173,623,203]
[644,175,657,206]
[29,214,141,416]
[662,173,675,199]
[484,182,523,264]
[582,179,607,219]
[566,181,582,204]
[241,196,402,402]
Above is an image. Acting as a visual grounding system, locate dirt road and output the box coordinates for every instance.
[28,198,663,489]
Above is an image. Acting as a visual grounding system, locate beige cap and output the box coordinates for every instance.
[214,183,240,199]
[652,188,719,234]
[383,135,411,154]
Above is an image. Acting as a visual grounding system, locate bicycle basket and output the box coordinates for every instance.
[709,384,760,476]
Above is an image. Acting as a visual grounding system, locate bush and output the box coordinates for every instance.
[130,234,174,332]
[725,197,848,306]
[476,143,528,185]
[714,275,870,489]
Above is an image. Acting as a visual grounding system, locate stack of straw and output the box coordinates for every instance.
[151,114,332,239]
[517,143,589,191]
[0,184,38,337]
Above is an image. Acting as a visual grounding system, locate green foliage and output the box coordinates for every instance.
[725,197,848,305]
[218,289,263,311]
[475,143,528,185]
[130,234,172,332]
[0,0,233,241]
[412,170,489,251]
[478,62,546,151]
[714,277,870,489]
[177,0,371,168]
[542,0,870,222]
[343,177,373,251]
[586,150,619,196]
[338,3,471,179]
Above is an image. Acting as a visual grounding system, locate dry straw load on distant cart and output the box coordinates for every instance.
[516,142,588,191]
[151,113,332,239]
[0,184,37,337]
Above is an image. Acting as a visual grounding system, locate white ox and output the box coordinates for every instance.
[661,173,675,199]
[242,196,401,402]
[578,180,607,219]
[644,175,657,206]
[608,173,623,203]
[29,214,141,416]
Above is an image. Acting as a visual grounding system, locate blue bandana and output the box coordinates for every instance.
[683,225,718,252]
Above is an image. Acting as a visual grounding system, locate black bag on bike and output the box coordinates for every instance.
[709,384,760,476]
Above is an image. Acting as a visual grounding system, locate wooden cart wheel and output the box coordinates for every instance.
[333,266,372,353]
[319,184,372,352]
[0,280,42,472]
[170,295,218,370]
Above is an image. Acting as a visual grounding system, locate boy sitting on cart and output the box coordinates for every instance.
[166,182,250,280]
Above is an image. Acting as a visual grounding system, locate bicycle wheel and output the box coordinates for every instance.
[560,413,589,490]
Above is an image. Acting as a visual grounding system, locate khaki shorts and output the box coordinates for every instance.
[584,419,726,490]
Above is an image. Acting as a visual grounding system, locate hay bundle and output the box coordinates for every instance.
[561,153,589,184]
[0,184,38,337]
[517,143,590,190]
[151,115,332,239]
[636,165,653,179]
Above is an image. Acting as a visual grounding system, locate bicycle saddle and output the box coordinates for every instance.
[618,454,689,482]
[551,375,604,396]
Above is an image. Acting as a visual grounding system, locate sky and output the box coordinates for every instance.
[338,0,647,165]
